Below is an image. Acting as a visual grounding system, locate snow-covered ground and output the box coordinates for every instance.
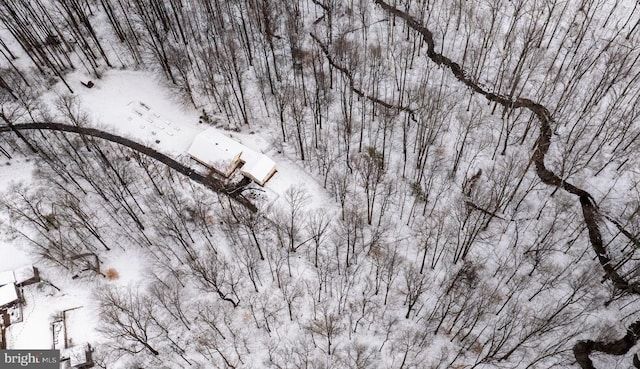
[2,0,639,367]
[0,241,32,273]
[4,273,95,350]
[45,69,327,206]
[0,69,333,359]
[62,69,202,156]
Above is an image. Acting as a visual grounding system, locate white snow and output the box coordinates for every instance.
[0,265,37,286]
[0,242,32,272]
[62,308,95,349]
[0,158,33,190]
[66,70,202,157]
[100,246,152,287]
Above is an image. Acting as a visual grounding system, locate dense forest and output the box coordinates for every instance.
[1,0,640,368]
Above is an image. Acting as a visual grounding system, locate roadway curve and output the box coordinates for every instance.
[373,1,640,367]
[0,122,258,212]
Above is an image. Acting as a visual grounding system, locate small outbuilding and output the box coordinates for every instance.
[61,343,93,368]
[13,266,39,287]
[0,284,19,309]
[0,266,40,287]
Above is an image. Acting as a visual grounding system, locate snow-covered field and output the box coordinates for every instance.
[69,70,201,156]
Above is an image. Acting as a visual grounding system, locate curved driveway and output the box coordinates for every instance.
[0,122,258,212]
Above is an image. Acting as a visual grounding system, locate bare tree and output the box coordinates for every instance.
[306,303,344,355]
[97,287,162,356]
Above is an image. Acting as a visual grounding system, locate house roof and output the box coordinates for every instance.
[241,154,276,185]
[14,265,36,285]
[0,270,14,286]
[188,128,277,185]
[0,283,18,307]
[0,265,37,286]
[187,128,245,173]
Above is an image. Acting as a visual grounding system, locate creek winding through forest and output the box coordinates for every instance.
[373,1,640,367]
[0,122,258,212]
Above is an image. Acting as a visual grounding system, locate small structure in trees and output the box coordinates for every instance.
[54,307,94,368]
[61,343,93,369]
[13,265,39,286]
[0,265,40,287]
[188,128,277,185]
[0,284,19,309]
[0,284,23,333]
[69,253,101,279]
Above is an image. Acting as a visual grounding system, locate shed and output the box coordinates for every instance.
[60,343,93,368]
[0,284,19,308]
[61,343,93,368]
[13,266,39,286]
[0,266,40,287]
[188,129,245,177]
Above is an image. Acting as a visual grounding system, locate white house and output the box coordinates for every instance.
[188,129,246,177]
[188,128,277,185]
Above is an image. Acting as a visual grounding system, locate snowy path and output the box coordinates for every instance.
[0,122,257,212]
